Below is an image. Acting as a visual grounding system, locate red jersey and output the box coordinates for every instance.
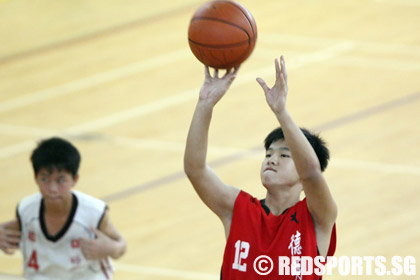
[221,190,336,280]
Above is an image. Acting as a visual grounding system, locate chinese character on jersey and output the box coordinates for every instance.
[288,230,302,256]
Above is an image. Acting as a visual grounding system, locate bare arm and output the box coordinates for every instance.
[80,210,126,260]
[184,67,241,227]
[257,57,337,252]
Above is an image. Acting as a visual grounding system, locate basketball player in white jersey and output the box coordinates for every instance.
[0,137,126,279]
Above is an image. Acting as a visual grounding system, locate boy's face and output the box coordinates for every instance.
[260,140,299,188]
[35,168,78,203]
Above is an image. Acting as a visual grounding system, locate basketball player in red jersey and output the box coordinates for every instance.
[184,56,337,279]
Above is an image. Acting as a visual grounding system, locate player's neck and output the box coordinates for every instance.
[265,188,300,216]
[44,194,74,217]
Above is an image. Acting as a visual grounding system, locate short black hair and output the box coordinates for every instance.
[30,137,81,177]
[264,127,330,172]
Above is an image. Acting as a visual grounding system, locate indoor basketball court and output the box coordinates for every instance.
[0,0,419,279]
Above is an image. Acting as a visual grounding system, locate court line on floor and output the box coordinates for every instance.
[102,89,420,202]
[4,31,420,116]
[0,41,354,115]
[91,136,420,176]
[326,55,420,72]
[259,33,420,56]
[256,47,420,72]
[1,93,419,203]
[0,2,198,65]
[315,91,420,131]
[0,42,354,159]
[66,43,354,135]
[3,89,419,161]
[330,158,420,175]
[0,48,189,114]
[228,151,420,176]
[2,33,418,116]
[1,3,419,65]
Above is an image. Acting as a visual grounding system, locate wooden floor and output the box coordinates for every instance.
[1,0,420,279]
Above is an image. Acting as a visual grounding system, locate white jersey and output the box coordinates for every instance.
[17,190,114,280]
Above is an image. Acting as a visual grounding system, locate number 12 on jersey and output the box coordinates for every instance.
[232,240,250,272]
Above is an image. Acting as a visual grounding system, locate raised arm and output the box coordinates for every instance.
[257,56,337,253]
[184,67,241,229]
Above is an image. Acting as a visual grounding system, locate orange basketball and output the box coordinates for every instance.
[188,0,257,69]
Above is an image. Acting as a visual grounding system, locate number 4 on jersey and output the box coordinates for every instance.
[232,240,250,272]
[28,250,39,271]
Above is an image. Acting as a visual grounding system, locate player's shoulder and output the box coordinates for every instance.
[234,190,261,211]
[18,192,42,212]
[237,190,258,203]
[73,190,107,213]
[296,197,309,210]
[73,190,104,203]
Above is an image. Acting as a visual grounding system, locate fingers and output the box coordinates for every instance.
[222,68,231,78]
[1,243,19,250]
[80,238,89,247]
[90,227,105,239]
[275,58,281,83]
[80,228,109,260]
[0,228,21,253]
[256,78,269,93]
[4,220,18,228]
[80,238,93,259]
[0,239,20,254]
[275,56,287,88]
[227,67,239,83]
[3,229,21,238]
[0,244,19,253]
[2,247,17,255]
[280,55,288,82]
[4,234,21,245]
[80,229,101,258]
[212,67,238,86]
[204,66,211,79]
[257,55,287,93]
[207,66,240,81]
[232,65,240,76]
[226,65,240,75]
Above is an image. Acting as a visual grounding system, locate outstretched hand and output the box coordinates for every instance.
[199,67,240,107]
[0,220,21,255]
[256,56,288,116]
